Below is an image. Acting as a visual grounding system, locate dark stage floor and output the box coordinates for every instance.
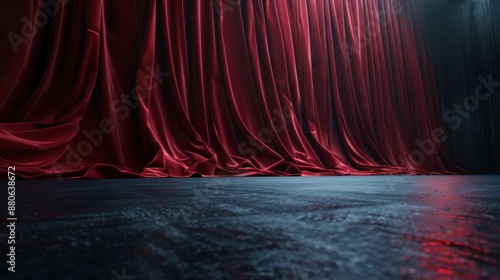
[3,176,500,279]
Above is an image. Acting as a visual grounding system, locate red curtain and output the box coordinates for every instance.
[0,0,462,178]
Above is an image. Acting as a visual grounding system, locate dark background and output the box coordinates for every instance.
[423,0,500,173]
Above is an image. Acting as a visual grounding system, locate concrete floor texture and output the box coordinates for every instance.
[3,175,500,279]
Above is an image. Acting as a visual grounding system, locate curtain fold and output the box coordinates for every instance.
[0,0,463,178]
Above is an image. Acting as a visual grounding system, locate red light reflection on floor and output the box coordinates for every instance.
[401,176,498,279]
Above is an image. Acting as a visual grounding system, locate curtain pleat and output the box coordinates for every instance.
[0,0,463,178]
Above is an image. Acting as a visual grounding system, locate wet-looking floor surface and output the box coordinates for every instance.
[4,175,500,279]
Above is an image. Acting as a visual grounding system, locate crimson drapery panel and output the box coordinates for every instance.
[0,0,462,178]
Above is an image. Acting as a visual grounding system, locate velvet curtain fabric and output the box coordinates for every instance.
[0,0,462,178]
[424,0,500,174]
